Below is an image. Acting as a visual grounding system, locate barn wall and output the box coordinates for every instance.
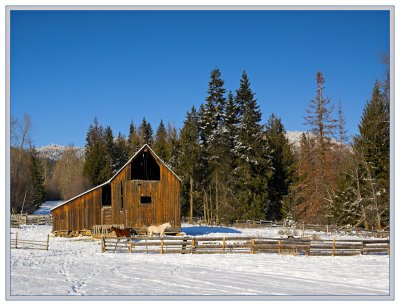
[109,152,181,228]
[52,187,102,232]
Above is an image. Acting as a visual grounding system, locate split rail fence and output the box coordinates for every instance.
[101,236,390,256]
[11,214,52,227]
[11,233,50,251]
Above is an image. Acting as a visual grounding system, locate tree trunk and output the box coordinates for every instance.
[189,175,193,225]
[215,173,219,225]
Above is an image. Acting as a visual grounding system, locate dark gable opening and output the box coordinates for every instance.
[131,149,160,180]
[101,184,111,206]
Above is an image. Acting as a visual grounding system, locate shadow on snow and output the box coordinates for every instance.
[181,226,242,236]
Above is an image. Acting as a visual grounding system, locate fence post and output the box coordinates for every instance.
[15,232,18,249]
[191,238,196,254]
[251,239,255,254]
[361,240,365,255]
[130,240,133,254]
[307,238,311,256]
[332,237,336,256]
[222,237,226,253]
[278,240,281,255]
[160,239,164,254]
[46,234,50,251]
[101,236,105,253]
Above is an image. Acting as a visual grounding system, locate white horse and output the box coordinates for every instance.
[147,222,171,237]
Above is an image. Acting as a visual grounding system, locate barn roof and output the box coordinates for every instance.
[50,144,181,212]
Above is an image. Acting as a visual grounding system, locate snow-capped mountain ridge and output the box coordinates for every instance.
[37,144,85,161]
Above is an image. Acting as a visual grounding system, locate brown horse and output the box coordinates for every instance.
[110,226,137,238]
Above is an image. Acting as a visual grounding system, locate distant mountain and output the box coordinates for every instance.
[37,144,85,161]
[37,131,343,161]
[285,131,343,149]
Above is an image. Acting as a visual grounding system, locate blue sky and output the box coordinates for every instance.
[10,9,390,147]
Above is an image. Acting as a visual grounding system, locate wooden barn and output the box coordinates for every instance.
[50,144,181,236]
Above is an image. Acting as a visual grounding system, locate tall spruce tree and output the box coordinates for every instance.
[114,132,130,170]
[29,146,46,211]
[154,120,168,161]
[198,68,228,223]
[264,114,295,221]
[139,117,154,145]
[176,106,201,222]
[83,118,109,186]
[235,71,271,220]
[352,81,389,229]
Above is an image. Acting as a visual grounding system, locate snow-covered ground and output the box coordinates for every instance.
[32,200,63,215]
[9,224,390,297]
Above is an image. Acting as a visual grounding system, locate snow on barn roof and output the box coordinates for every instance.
[50,144,181,212]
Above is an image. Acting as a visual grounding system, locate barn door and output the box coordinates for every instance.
[101,207,112,225]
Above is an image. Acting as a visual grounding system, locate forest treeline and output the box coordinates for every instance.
[10,60,389,229]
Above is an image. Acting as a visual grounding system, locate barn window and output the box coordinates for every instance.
[131,149,160,180]
[140,196,152,204]
[120,181,124,211]
[102,184,111,206]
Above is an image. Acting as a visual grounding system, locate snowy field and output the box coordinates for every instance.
[9,224,390,297]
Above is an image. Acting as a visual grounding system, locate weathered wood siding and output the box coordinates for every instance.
[110,153,181,228]
[52,186,102,232]
[51,145,181,233]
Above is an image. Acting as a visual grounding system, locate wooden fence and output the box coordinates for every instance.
[101,236,390,256]
[11,233,50,251]
[11,214,52,227]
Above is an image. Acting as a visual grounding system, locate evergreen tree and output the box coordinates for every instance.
[83,118,109,186]
[139,117,154,145]
[104,126,116,176]
[114,133,130,170]
[198,68,228,223]
[128,121,141,155]
[154,120,168,161]
[264,114,295,221]
[353,81,389,229]
[176,106,201,222]
[234,71,272,221]
[29,146,46,211]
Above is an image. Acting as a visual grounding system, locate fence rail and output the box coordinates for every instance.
[101,236,390,256]
[11,233,50,251]
[11,214,52,227]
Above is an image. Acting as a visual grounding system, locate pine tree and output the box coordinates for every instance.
[83,118,109,186]
[104,126,116,176]
[114,133,130,170]
[154,120,168,161]
[128,121,141,155]
[353,81,389,229]
[198,68,228,223]
[176,106,201,222]
[293,72,338,224]
[264,114,295,221]
[29,146,46,211]
[234,71,271,221]
[139,117,154,145]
